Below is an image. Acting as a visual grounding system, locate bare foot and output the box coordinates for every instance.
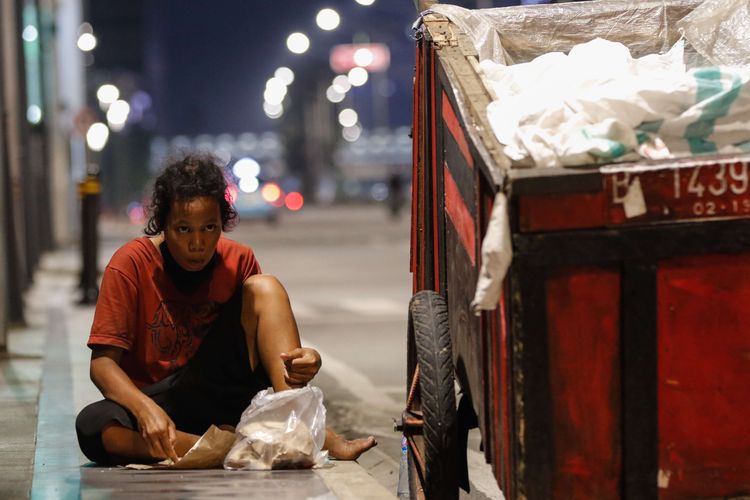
[324,429,377,460]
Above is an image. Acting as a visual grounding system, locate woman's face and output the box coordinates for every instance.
[163,196,222,271]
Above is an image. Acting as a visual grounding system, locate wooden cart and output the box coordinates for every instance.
[399,2,750,499]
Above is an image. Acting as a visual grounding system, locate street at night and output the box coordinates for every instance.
[4,0,750,499]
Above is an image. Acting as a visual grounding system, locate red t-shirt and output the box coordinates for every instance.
[87,236,261,387]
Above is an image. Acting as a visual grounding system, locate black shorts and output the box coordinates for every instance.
[75,291,271,465]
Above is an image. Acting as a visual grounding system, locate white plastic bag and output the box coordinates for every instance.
[223,386,327,470]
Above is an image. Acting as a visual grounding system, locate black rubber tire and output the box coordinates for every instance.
[407,290,459,500]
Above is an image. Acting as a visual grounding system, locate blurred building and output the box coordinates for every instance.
[1,0,85,346]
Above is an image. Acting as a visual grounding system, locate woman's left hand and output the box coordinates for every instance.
[279,347,322,388]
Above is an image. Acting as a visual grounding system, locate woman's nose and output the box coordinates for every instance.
[188,234,204,252]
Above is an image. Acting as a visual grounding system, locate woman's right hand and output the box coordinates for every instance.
[134,399,179,463]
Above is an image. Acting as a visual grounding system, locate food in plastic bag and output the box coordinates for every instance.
[223,386,327,470]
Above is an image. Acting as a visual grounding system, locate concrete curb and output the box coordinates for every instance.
[317,461,395,499]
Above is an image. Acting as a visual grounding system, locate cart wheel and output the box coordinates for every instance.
[406,290,459,500]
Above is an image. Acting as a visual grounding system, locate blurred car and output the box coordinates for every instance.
[229,181,280,224]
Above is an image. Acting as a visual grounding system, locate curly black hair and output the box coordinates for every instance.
[144,151,237,236]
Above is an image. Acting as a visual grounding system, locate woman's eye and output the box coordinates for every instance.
[205,224,217,231]
[177,226,189,233]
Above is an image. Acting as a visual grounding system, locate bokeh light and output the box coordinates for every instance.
[285,192,304,211]
[22,25,38,42]
[261,182,282,204]
[286,32,310,54]
[86,122,109,151]
[106,100,130,131]
[239,176,260,193]
[332,75,352,94]
[342,123,362,142]
[338,108,358,128]
[347,66,369,87]
[316,8,340,31]
[127,202,146,225]
[326,86,345,103]
[263,101,283,119]
[370,182,389,201]
[26,105,42,124]
[353,48,374,67]
[226,184,239,204]
[355,0,375,5]
[97,84,120,105]
[274,67,295,85]
[77,32,97,51]
[233,157,261,179]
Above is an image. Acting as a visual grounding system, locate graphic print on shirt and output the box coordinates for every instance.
[146,300,220,371]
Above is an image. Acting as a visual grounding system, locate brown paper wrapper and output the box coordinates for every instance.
[125,425,236,470]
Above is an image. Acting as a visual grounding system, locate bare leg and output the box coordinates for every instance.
[101,423,200,464]
[241,275,377,460]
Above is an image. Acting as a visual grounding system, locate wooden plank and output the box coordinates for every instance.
[510,264,553,499]
[621,261,658,500]
[513,218,750,268]
[657,253,750,497]
[547,267,622,499]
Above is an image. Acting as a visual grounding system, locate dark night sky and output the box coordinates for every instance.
[133,1,418,136]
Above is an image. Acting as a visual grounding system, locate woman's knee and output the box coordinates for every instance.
[76,400,130,465]
[242,274,287,304]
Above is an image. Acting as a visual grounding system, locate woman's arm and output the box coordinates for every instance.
[242,274,322,391]
[90,347,179,462]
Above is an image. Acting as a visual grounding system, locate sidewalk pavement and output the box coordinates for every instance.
[0,240,395,499]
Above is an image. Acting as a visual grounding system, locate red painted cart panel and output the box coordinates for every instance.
[657,253,750,497]
[546,267,622,499]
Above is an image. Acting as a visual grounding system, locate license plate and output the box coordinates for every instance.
[604,160,750,225]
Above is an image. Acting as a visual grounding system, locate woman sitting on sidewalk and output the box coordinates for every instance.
[75,152,376,465]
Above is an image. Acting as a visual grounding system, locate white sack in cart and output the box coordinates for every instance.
[480,38,750,168]
[223,386,327,470]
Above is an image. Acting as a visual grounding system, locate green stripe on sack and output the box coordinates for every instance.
[685,67,743,154]
[639,120,664,134]
[636,120,664,145]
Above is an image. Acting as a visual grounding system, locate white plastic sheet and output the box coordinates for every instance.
[678,0,750,66]
[429,2,699,66]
